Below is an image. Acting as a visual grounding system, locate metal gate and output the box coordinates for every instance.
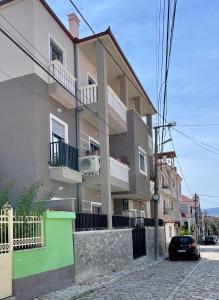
[0,208,13,299]
[132,227,146,259]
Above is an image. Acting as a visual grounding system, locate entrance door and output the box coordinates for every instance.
[0,208,13,299]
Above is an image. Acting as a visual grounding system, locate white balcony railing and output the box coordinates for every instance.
[79,84,127,123]
[50,60,76,95]
[107,85,127,123]
[110,157,129,183]
[80,84,98,105]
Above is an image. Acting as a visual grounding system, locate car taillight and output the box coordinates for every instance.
[188,243,196,248]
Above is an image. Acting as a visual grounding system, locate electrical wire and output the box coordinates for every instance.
[0,20,152,161]
[168,128,193,194]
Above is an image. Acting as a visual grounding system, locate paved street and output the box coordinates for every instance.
[79,243,219,300]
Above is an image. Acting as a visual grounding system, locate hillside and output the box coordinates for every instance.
[204,207,219,217]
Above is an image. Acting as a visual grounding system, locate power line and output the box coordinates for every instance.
[168,128,193,194]
[0,20,150,160]
[176,123,219,127]
[173,128,219,155]
[69,0,155,113]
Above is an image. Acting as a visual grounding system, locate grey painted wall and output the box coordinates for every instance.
[13,265,74,300]
[0,74,77,207]
[146,226,167,259]
[74,229,133,283]
[110,109,150,200]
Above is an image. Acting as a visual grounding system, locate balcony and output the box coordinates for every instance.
[49,141,82,184]
[162,186,171,195]
[48,60,77,109]
[79,84,127,134]
[79,154,129,192]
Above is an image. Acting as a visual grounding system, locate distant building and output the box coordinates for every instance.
[157,151,182,244]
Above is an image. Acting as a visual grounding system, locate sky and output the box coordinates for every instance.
[46,0,219,209]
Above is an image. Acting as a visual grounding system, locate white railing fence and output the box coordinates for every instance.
[79,84,127,123]
[50,60,76,95]
[13,213,44,250]
[79,84,98,105]
[0,208,13,254]
[0,208,44,253]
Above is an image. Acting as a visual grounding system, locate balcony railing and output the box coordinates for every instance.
[107,85,127,123]
[80,83,98,105]
[49,141,79,171]
[79,84,127,123]
[110,157,129,183]
[50,60,76,95]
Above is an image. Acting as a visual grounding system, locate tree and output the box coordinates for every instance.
[0,182,13,210]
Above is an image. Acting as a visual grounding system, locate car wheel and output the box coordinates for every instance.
[169,255,175,261]
[194,255,199,261]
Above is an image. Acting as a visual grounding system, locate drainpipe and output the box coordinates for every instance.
[74,43,81,213]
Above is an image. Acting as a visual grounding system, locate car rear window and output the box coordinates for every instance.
[171,237,193,245]
[205,237,213,240]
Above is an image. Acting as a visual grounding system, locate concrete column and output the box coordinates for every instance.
[119,74,128,106]
[74,44,82,212]
[146,114,153,136]
[133,96,141,115]
[96,41,112,229]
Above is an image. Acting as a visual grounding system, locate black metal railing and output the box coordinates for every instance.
[49,141,79,171]
[112,215,130,228]
[75,212,107,231]
[75,213,164,231]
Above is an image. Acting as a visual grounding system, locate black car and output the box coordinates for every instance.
[169,235,200,260]
[204,236,217,245]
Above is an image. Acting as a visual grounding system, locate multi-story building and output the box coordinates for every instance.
[157,151,182,243]
[0,0,156,228]
[180,194,202,238]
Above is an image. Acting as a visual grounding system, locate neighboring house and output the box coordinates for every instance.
[157,151,182,244]
[180,195,200,231]
[0,0,156,227]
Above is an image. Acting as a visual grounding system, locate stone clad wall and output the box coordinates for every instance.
[74,229,133,283]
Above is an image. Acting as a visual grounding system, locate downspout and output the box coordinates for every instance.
[74,43,81,213]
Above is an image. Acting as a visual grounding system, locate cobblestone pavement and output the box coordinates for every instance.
[79,244,219,300]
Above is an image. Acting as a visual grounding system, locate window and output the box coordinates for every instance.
[50,114,68,143]
[89,137,99,153]
[91,202,101,214]
[87,73,96,85]
[122,199,129,211]
[50,39,63,63]
[138,146,147,175]
[171,200,174,210]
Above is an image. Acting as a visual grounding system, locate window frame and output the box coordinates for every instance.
[138,146,147,175]
[87,72,96,85]
[48,33,66,66]
[50,113,68,144]
[89,136,100,152]
[91,201,101,214]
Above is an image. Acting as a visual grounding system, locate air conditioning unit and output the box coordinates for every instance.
[79,155,100,175]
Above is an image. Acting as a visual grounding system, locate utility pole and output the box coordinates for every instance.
[194,193,198,241]
[153,122,175,260]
